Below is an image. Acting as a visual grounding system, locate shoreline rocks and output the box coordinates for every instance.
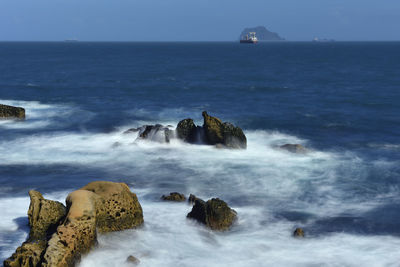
[187,198,237,231]
[4,181,144,267]
[0,104,25,119]
[161,192,186,202]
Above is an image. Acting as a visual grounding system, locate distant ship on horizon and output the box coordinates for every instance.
[240,32,258,44]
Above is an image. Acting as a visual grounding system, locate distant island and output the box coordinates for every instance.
[239,26,284,41]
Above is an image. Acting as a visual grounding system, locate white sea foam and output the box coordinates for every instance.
[1,103,399,266]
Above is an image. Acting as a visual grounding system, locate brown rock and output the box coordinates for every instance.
[280,144,307,154]
[293,228,305,238]
[187,198,237,231]
[126,255,140,265]
[161,192,186,202]
[4,241,47,267]
[0,104,25,119]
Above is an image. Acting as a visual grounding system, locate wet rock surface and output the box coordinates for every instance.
[187,198,237,231]
[176,119,197,143]
[0,104,25,119]
[4,181,144,267]
[293,228,305,238]
[161,192,186,202]
[137,124,173,143]
[280,144,307,153]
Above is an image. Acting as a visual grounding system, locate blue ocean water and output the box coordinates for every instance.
[0,42,399,266]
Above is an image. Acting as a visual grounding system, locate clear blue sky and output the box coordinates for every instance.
[1,0,399,41]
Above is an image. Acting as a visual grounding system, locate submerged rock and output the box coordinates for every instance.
[137,124,172,143]
[5,181,144,267]
[202,111,247,149]
[161,192,186,202]
[280,144,307,153]
[0,103,25,119]
[187,198,237,231]
[126,255,140,265]
[123,128,139,134]
[293,227,305,238]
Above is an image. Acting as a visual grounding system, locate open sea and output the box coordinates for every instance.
[0,42,399,266]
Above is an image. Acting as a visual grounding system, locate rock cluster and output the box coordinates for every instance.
[127,111,247,149]
[0,104,25,119]
[4,181,143,267]
[187,198,237,231]
[161,192,186,202]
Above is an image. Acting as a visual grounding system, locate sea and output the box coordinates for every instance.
[0,42,399,266]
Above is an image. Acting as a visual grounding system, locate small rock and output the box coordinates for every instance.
[161,192,186,202]
[176,118,197,143]
[280,144,307,153]
[293,228,305,238]
[126,255,140,265]
[0,103,25,119]
[187,198,237,231]
[188,194,198,205]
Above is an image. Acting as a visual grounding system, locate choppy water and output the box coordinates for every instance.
[0,42,399,266]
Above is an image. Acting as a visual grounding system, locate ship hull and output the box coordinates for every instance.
[240,40,258,44]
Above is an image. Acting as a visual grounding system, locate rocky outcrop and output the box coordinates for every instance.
[4,181,144,267]
[137,124,173,143]
[4,191,66,267]
[176,119,197,143]
[280,144,307,153]
[0,104,25,119]
[293,228,305,238]
[161,192,186,202]
[188,194,198,205]
[240,26,284,41]
[187,198,237,231]
[202,112,247,149]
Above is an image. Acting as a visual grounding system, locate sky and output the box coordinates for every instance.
[1,0,399,41]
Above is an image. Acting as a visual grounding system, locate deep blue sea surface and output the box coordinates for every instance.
[0,42,399,266]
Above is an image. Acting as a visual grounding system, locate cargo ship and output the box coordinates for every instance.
[240,32,258,44]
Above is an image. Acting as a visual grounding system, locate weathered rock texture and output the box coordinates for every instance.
[4,191,66,267]
[176,119,197,143]
[4,181,144,267]
[161,192,186,202]
[202,111,247,149]
[0,104,25,119]
[280,144,307,154]
[187,198,237,231]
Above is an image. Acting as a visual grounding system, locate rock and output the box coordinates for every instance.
[222,122,247,149]
[0,104,25,119]
[280,144,307,153]
[176,119,197,143]
[4,240,47,267]
[187,198,237,231]
[202,111,247,149]
[126,255,140,265]
[240,26,284,41]
[6,181,144,267]
[293,228,305,238]
[161,192,186,202]
[188,194,198,205]
[137,125,172,143]
[27,190,67,241]
[80,181,144,233]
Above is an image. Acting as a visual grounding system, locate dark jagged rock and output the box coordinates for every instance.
[4,191,66,267]
[176,119,197,143]
[280,144,307,154]
[187,198,237,231]
[161,192,186,202]
[188,194,198,205]
[240,26,284,41]
[137,124,172,143]
[293,228,305,238]
[5,181,144,267]
[202,111,247,149]
[126,255,140,265]
[0,104,25,119]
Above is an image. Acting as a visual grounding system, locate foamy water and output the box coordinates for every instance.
[1,100,399,266]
